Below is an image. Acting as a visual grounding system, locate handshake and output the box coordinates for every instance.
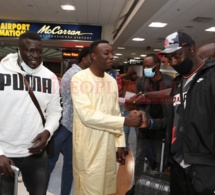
[124,110,150,129]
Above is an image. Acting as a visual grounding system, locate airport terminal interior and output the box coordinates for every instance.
[0,0,215,194]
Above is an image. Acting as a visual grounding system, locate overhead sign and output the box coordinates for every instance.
[63,50,79,59]
[0,20,102,41]
[63,52,79,58]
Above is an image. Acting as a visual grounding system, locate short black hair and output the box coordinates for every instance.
[77,47,90,63]
[89,39,109,54]
[145,53,161,64]
[18,31,42,48]
[19,31,42,41]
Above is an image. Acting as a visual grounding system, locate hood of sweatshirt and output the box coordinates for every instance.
[0,53,43,75]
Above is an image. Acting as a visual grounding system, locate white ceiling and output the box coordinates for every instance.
[0,0,215,63]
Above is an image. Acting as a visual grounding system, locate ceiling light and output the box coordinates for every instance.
[132,38,145,41]
[131,53,136,55]
[140,54,146,57]
[117,47,125,49]
[113,56,118,58]
[193,17,213,23]
[115,53,122,56]
[61,5,76,11]
[205,27,215,32]
[149,22,167,28]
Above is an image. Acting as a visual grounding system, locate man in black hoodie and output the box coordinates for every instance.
[158,32,215,195]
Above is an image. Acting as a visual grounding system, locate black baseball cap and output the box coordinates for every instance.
[159,31,195,54]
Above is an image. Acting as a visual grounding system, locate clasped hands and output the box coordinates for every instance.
[124,109,150,129]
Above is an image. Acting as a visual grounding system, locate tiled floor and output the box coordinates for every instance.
[18,128,137,195]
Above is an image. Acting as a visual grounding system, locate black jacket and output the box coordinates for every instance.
[168,59,215,166]
[136,73,173,139]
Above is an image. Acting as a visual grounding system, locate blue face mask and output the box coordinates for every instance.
[144,68,155,78]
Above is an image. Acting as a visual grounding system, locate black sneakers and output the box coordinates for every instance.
[125,185,135,195]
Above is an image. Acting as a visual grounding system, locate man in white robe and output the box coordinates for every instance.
[71,40,142,195]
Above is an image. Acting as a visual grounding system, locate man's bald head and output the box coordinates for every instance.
[197,43,215,60]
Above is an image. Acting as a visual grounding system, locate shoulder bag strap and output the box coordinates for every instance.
[18,73,46,126]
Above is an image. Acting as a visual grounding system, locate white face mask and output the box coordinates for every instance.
[144,68,155,78]
[18,50,42,74]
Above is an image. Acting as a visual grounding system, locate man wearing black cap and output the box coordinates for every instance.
[159,31,215,194]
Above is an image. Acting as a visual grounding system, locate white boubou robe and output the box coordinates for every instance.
[71,68,125,195]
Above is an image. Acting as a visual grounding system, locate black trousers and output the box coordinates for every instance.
[0,151,48,195]
[170,160,196,195]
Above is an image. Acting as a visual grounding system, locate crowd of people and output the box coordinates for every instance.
[0,30,215,195]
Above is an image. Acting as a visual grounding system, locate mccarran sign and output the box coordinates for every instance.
[0,20,102,41]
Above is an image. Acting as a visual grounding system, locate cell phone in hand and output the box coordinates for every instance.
[31,140,40,148]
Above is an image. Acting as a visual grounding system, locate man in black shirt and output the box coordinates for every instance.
[126,53,173,195]
[159,31,215,195]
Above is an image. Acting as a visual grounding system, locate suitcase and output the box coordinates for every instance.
[11,165,20,195]
[135,139,170,195]
[0,165,20,195]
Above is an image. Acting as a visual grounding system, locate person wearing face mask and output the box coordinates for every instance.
[0,31,62,195]
[126,43,215,106]
[126,53,173,195]
[157,32,215,195]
